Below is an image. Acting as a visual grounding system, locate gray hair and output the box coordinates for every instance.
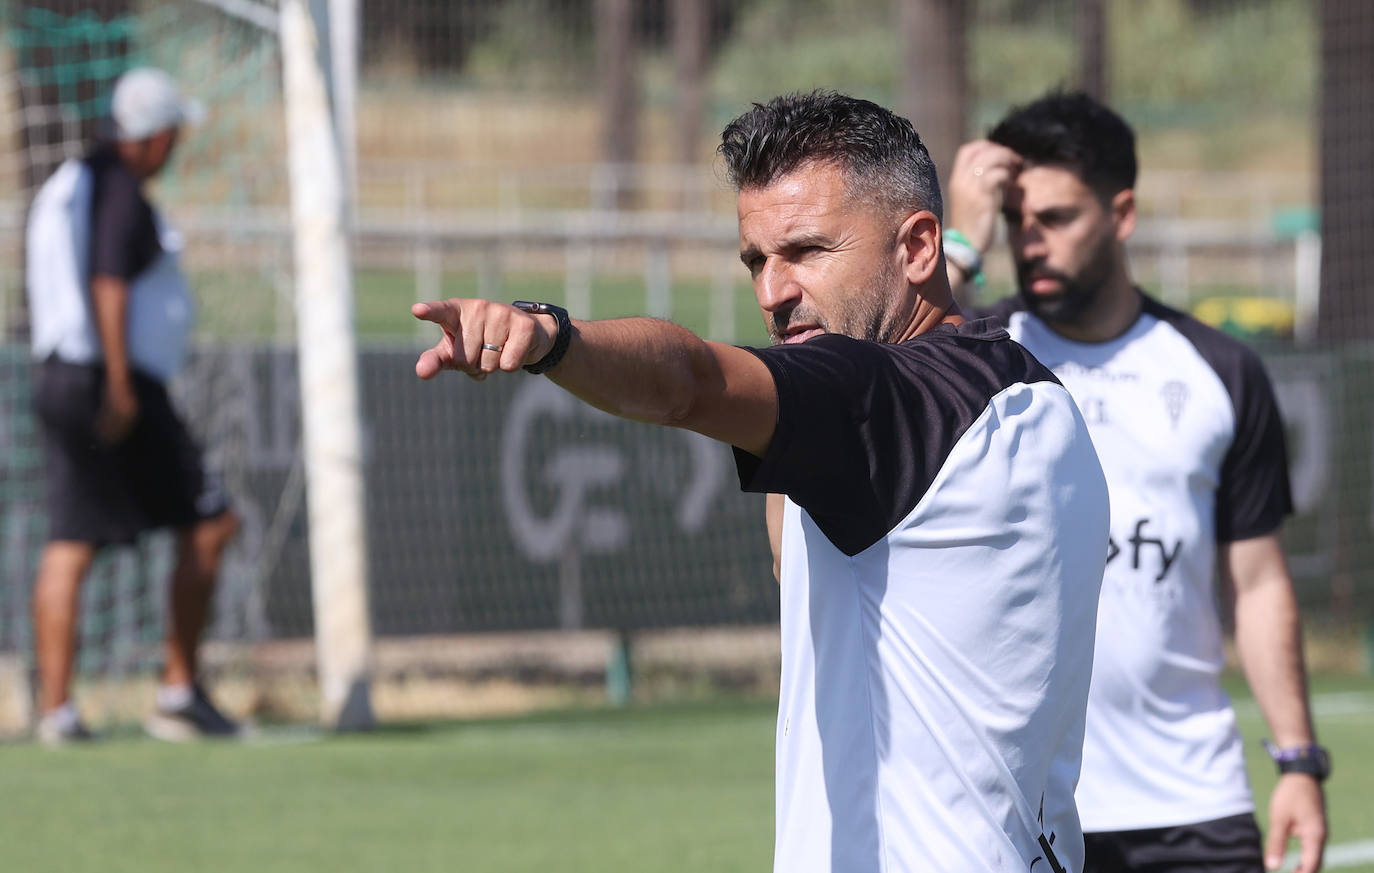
[719,90,943,221]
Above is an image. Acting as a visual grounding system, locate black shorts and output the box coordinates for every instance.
[1084,813,1264,873]
[33,358,230,546]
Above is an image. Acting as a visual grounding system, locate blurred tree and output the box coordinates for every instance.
[900,0,967,179]
[671,0,707,171]
[597,0,638,207]
[1316,0,1374,639]
[1076,0,1108,99]
[1316,0,1373,342]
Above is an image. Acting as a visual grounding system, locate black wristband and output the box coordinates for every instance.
[1262,740,1331,782]
[511,301,572,374]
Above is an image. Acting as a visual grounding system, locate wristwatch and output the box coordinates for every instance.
[511,300,573,374]
[1262,740,1331,782]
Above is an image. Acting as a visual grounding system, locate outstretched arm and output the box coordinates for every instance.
[413,298,778,457]
[1223,532,1327,873]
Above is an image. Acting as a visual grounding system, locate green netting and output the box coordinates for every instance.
[1,1,285,203]
[3,6,135,121]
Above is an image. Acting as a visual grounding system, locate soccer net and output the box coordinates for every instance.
[0,0,299,728]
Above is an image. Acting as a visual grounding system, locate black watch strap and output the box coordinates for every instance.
[1262,740,1331,782]
[511,301,572,374]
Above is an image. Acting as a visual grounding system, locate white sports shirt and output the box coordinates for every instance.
[735,320,1109,873]
[26,157,195,383]
[990,294,1293,832]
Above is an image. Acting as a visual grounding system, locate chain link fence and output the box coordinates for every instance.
[0,0,1369,730]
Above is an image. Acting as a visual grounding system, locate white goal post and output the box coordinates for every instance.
[279,0,374,731]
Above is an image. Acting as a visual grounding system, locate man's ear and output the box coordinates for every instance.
[1111,189,1136,242]
[899,210,942,286]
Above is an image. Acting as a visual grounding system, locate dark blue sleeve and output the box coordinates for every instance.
[1214,346,1293,542]
[733,336,875,519]
[89,164,157,281]
[730,328,1046,556]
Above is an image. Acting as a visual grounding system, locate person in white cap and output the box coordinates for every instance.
[26,67,242,745]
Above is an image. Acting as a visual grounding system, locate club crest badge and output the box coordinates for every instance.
[1161,380,1189,429]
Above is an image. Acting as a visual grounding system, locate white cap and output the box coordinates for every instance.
[110,67,205,141]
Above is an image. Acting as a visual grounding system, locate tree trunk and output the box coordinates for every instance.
[671,0,708,187]
[1315,0,1374,645]
[1076,0,1109,100]
[1316,0,1374,342]
[898,0,968,186]
[595,0,637,210]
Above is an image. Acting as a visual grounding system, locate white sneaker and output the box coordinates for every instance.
[35,704,97,748]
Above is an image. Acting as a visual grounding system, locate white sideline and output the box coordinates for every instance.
[1233,691,1374,720]
[1308,691,1374,717]
[1283,838,1374,871]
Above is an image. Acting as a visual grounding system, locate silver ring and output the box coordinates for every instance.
[972,166,984,177]
[481,343,503,353]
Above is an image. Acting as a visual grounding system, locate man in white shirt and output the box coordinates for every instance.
[945,90,1329,873]
[414,90,1109,872]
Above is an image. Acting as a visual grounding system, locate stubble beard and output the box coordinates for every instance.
[852,255,909,343]
[767,256,905,346]
[1017,236,1116,330]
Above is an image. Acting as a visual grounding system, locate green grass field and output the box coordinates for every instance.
[2,674,1371,873]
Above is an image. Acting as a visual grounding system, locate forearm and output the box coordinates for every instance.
[91,275,132,389]
[1233,570,1315,747]
[546,317,708,424]
[546,316,775,455]
[1233,548,1328,873]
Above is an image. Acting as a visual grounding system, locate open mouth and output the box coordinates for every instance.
[782,327,825,344]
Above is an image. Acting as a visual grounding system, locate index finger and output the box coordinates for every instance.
[412,299,461,327]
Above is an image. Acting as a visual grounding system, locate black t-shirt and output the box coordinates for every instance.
[86,145,161,282]
[734,318,1063,555]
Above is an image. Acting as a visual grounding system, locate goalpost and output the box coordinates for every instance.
[279,0,374,731]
